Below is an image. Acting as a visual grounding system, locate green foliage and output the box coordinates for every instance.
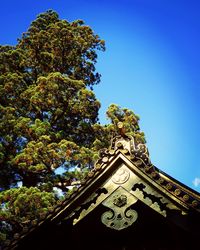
[106,104,145,143]
[18,10,105,86]
[0,10,144,244]
[0,187,57,242]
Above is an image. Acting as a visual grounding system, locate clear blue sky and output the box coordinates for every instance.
[1,0,200,191]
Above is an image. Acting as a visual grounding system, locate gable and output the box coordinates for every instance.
[60,152,192,231]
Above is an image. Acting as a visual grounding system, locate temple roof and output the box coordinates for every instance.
[3,123,200,249]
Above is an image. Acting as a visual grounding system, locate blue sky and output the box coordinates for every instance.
[0,0,200,191]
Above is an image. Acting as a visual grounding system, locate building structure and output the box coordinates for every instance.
[4,124,200,250]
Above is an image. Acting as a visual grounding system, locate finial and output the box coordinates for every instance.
[117,122,125,136]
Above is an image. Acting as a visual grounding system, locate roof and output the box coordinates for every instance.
[3,126,200,249]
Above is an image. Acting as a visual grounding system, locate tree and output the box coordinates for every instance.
[0,10,145,244]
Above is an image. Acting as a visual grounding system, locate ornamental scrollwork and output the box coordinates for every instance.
[101,187,138,230]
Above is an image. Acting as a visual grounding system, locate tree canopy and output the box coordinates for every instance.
[0,10,145,244]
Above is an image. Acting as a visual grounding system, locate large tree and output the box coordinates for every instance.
[0,10,145,243]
